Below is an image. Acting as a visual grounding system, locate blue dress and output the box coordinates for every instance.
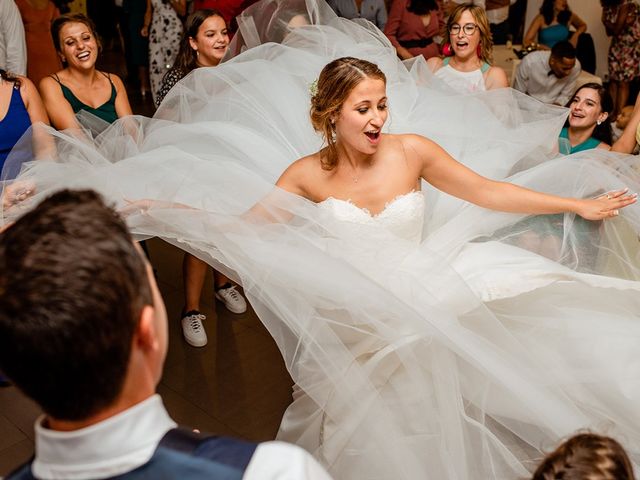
[0,85,31,179]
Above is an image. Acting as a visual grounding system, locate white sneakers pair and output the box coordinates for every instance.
[181,285,247,347]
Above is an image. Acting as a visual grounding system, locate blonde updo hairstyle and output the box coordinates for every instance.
[444,3,494,64]
[532,433,636,480]
[310,57,386,170]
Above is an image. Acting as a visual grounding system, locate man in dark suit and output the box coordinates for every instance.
[0,189,331,480]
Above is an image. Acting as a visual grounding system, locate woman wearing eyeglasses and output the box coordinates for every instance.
[427,3,507,93]
[384,0,443,61]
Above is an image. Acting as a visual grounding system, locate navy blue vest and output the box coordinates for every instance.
[7,428,258,480]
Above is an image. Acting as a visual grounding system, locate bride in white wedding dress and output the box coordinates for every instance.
[3,1,640,479]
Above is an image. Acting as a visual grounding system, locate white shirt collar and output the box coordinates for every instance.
[33,394,177,480]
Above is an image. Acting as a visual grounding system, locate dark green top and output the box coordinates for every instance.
[52,73,118,124]
[558,127,601,154]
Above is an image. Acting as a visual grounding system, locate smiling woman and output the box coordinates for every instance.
[559,82,613,154]
[427,4,508,93]
[155,9,230,107]
[38,13,133,132]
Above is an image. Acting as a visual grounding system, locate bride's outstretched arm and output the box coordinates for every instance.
[406,134,637,221]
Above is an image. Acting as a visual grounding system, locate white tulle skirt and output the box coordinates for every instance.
[3,1,640,478]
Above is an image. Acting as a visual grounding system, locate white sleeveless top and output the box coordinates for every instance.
[434,58,489,94]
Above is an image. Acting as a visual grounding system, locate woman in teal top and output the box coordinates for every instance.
[523,0,586,49]
[39,13,132,131]
[558,83,613,154]
[538,23,570,48]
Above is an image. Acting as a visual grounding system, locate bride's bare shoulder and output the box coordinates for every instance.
[276,151,325,195]
[387,133,435,150]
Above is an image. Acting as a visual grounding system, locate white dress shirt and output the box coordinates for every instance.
[0,0,27,75]
[31,394,332,480]
[513,50,581,106]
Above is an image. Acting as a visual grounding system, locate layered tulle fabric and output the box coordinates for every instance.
[2,1,640,478]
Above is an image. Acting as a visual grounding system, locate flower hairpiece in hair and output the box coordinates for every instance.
[309,79,318,97]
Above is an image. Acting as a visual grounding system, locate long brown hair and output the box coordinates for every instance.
[310,57,386,170]
[443,3,494,64]
[532,433,636,480]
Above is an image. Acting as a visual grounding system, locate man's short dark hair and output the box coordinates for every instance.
[0,190,153,420]
[551,40,576,60]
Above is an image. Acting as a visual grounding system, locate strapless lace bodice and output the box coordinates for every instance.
[317,191,425,244]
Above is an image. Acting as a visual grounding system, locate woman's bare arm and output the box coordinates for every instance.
[39,76,80,131]
[406,134,636,220]
[568,13,587,48]
[523,15,543,47]
[611,95,640,154]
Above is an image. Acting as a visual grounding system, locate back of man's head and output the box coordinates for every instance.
[0,189,153,421]
[550,40,576,61]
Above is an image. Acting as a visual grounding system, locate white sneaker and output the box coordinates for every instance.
[215,285,247,314]
[181,311,208,347]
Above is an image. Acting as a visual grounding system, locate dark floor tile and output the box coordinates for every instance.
[0,413,28,451]
[0,439,34,477]
[0,387,40,441]
[161,325,292,441]
[157,384,241,437]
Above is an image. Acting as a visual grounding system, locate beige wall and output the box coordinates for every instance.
[523,0,618,79]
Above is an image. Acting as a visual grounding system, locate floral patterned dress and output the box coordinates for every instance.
[148,0,183,104]
[604,0,640,82]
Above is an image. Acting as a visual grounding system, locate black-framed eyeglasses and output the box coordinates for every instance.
[448,23,478,35]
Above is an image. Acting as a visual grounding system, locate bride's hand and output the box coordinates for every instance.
[576,188,637,221]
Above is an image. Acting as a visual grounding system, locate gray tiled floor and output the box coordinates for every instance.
[0,238,293,476]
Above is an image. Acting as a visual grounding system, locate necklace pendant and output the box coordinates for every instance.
[354,178,358,183]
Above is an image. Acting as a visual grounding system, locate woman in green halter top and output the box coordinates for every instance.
[39,13,133,131]
[558,83,613,154]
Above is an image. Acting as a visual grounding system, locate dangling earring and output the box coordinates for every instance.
[442,43,453,56]
[476,44,482,58]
